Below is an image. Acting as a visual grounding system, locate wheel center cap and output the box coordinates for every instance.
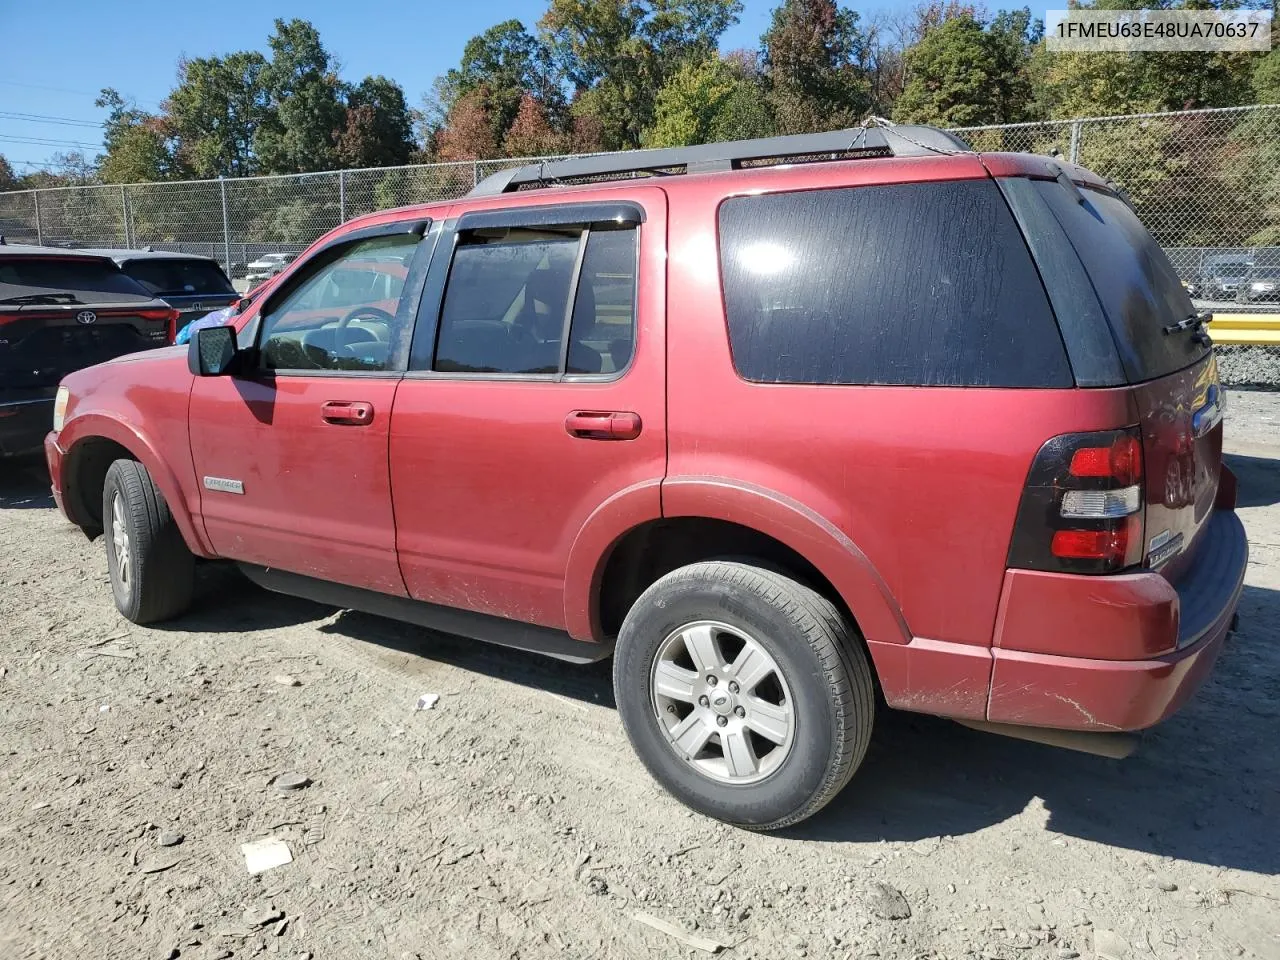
[708,689,735,716]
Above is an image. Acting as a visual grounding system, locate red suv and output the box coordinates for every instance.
[45,125,1247,830]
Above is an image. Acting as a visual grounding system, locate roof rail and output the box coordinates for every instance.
[469,123,972,197]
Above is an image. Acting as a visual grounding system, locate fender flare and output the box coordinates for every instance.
[58,412,214,558]
[567,475,911,648]
[563,478,663,642]
[660,477,911,646]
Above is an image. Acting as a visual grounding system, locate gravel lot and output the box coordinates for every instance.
[1,393,1277,960]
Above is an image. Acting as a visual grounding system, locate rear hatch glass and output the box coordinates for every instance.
[0,256,170,388]
[1031,181,1208,383]
[0,256,157,304]
[1027,178,1221,576]
[121,258,235,297]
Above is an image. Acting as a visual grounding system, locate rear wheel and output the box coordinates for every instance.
[613,561,874,830]
[103,459,195,624]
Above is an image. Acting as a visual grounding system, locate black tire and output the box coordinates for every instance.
[613,561,874,830]
[102,459,195,624]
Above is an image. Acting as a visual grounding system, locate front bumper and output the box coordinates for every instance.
[988,509,1247,731]
[44,432,67,517]
[0,396,55,456]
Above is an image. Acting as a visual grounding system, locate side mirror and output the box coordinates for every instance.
[188,324,239,377]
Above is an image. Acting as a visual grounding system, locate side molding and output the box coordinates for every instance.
[241,564,615,664]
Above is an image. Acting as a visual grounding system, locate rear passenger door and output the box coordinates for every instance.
[389,192,667,634]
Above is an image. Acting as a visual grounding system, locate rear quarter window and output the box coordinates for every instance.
[717,180,1072,387]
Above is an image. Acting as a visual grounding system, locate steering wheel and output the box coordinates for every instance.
[335,306,395,348]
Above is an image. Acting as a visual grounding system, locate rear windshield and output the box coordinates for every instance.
[0,256,155,304]
[1032,180,1207,383]
[121,258,234,296]
[717,180,1072,387]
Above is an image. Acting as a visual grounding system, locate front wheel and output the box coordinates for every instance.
[103,459,195,624]
[613,561,875,830]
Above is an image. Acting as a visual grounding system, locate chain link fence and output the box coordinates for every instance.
[2,104,1278,311]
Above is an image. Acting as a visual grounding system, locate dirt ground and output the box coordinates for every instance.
[1,394,1277,960]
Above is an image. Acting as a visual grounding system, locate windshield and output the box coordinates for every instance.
[1211,262,1250,277]
[0,256,155,304]
[122,258,234,296]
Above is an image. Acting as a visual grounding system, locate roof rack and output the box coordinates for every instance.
[469,123,972,197]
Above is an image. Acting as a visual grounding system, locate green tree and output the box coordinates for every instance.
[1255,47,1280,103]
[644,55,774,146]
[254,18,346,173]
[541,0,743,148]
[166,52,271,178]
[95,88,174,183]
[0,154,19,192]
[762,0,872,134]
[1031,1,1263,120]
[893,10,1038,126]
[434,19,564,147]
[337,76,415,168]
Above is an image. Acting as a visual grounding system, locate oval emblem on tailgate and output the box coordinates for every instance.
[75,310,97,325]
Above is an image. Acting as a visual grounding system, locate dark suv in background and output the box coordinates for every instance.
[85,249,239,332]
[0,244,177,456]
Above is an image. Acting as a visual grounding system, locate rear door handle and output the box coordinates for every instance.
[565,410,642,441]
[321,400,374,426]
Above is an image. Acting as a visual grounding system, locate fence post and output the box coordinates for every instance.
[1068,120,1082,164]
[219,178,232,272]
[339,169,346,223]
[473,161,479,188]
[33,191,43,246]
[120,184,133,248]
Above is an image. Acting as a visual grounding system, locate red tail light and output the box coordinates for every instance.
[1008,428,1145,574]
[139,307,182,344]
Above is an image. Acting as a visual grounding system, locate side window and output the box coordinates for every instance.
[432,224,637,377]
[717,181,1072,388]
[567,227,637,375]
[258,234,419,373]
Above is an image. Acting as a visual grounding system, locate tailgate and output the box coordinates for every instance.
[0,307,172,388]
[1131,353,1224,579]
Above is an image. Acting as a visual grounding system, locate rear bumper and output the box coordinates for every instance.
[987,510,1247,731]
[0,396,55,456]
[872,510,1248,732]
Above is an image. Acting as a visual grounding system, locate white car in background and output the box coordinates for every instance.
[244,252,296,282]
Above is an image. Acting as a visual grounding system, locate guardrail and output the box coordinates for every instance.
[1208,314,1280,345]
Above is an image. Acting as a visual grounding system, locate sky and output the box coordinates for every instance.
[0,0,1053,174]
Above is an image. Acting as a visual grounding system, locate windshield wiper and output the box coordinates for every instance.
[0,293,83,305]
[1164,310,1211,345]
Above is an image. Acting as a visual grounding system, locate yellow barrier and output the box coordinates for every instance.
[1207,313,1280,346]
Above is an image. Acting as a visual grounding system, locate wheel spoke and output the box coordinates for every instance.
[730,643,773,693]
[681,624,723,674]
[722,728,758,778]
[670,712,714,757]
[745,698,790,744]
[653,660,698,703]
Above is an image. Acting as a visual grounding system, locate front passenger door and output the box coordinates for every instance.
[189,222,433,595]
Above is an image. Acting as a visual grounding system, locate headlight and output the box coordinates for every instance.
[52,385,70,432]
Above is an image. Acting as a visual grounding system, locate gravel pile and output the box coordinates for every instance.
[1216,345,1280,389]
